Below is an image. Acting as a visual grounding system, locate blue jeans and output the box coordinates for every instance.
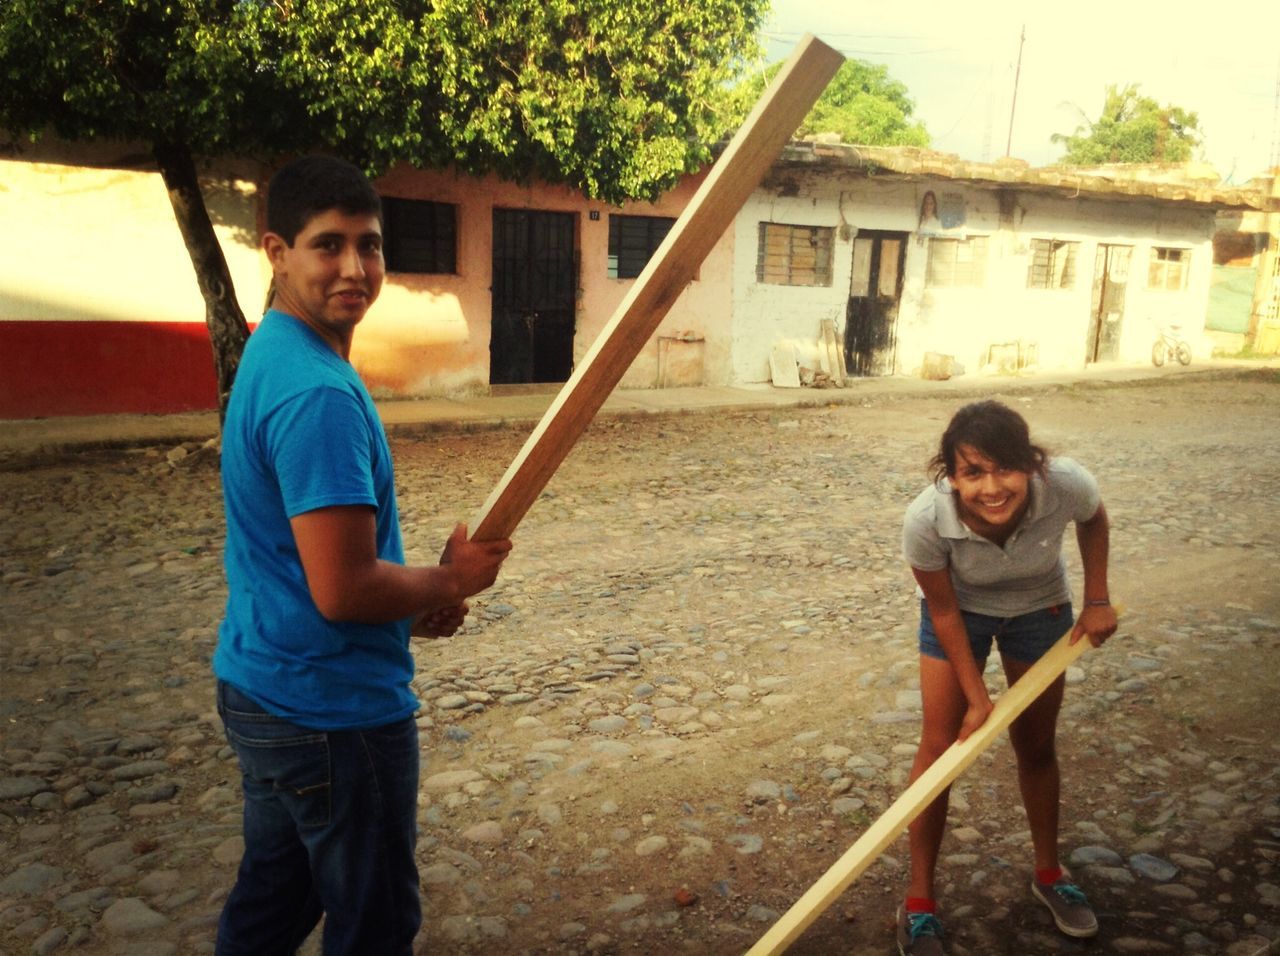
[215,680,421,956]
[918,601,1073,667]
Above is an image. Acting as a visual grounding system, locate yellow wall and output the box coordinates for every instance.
[2,153,737,401]
[0,158,267,325]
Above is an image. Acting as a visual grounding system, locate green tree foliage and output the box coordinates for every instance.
[426,1,766,202]
[0,0,765,414]
[1051,84,1202,165]
[728,58,929,147]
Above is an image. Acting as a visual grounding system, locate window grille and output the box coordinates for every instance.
[1148,246,1189,291]
[607,215,676,279]
[1027,238,1078,289]
[382,197,458,274]
[926,235,988,288]
[756,222,834,286]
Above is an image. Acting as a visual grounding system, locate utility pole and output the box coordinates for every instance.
[982,61,994,162]
[1005,25,1026,157]
[1271,53,1280,170]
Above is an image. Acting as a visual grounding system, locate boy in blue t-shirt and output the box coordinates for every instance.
[212,155,512,956]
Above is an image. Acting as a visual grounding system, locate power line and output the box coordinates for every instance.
[1271,53,1280,169]
[829,46,956,57]
[762,31,956,57]
[762,30,926,42]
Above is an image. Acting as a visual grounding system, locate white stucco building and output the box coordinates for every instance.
[1,141,1270,419]
[726,144,1267,385]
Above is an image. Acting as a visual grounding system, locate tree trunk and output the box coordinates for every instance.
[153,141,251,424]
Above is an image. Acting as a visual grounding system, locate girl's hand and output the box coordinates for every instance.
[1071,603,1118,648]
[957,695,995,742]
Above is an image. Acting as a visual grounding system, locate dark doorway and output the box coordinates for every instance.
[1086,244,1131,363]
[845,230,907,376]
[490,209,577,384]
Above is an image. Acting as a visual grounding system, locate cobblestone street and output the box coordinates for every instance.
[2,371,1279,955]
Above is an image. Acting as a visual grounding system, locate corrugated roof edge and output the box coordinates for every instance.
[771,141,1276,212]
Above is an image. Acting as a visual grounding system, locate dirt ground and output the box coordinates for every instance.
[1,370,1278,955]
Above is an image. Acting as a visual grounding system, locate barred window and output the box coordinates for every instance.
[756,222,834,286]
[926,235,988,288]
[1027,238,1078,289]
[608,214,676,279]
[1149,246,1189,290]
[382,197,457,274]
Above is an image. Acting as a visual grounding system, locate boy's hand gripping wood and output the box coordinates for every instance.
[470,35,845,542]
[747,624,1104,955]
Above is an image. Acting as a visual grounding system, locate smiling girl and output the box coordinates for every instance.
[894,400,1117,956]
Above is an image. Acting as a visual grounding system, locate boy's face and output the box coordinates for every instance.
[263,208,385,353]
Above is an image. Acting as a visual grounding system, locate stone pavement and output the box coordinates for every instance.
[2,371,1278,955]
[3,358,1276,458]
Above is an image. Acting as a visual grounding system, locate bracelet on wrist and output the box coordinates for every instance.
[1084,598,1111,607]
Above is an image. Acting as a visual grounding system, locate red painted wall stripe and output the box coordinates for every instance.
[1,321,222,419]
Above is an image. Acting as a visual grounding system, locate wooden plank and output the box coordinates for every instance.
[820,319,844,387]
[748,625,1096,956]
[769,344,801,388]
[815,323,834,379]
[470,35,845,542]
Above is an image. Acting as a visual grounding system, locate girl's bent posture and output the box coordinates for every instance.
[896,400,1117,956]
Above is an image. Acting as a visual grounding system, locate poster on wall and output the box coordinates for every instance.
[917,189,967,239]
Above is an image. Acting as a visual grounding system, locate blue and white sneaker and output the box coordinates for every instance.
[896,904,945,955]
[1031,877,1099,938]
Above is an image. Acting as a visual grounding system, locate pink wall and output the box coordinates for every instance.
[367,163,729,394]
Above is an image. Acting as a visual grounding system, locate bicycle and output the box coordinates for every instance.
[1151,325,1191,367]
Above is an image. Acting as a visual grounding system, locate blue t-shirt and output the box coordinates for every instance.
[902,457,1101,617]
[213,310,417,729]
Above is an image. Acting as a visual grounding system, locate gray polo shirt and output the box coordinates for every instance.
[902,457,1101,617]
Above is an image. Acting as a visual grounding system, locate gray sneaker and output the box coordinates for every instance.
[1031,878,1099,938]
[896,905,945,956]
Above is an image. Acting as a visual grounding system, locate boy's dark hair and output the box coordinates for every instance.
[266,155,382,246]
[929,399,1048,482]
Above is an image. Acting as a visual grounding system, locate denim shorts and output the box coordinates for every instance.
[918,601,1073,666]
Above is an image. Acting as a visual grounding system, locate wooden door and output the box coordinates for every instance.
[845,231,907,376]
[1087,244,1131,363]
[490,209,577,384]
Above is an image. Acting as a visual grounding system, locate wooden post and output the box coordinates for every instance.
[748,626,1094,956]
[1245,169,1280,352]
[470,35,845,542]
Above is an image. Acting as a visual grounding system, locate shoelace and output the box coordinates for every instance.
[1052,881,1089,906]
[908,912,944,939]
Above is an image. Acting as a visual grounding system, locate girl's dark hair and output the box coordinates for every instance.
[928,399,1048,482]
[266,155,382,246]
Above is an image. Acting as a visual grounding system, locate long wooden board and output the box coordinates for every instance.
[470,35,845,541]
[747,626,1094,955]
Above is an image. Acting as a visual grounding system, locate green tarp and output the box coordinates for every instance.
[1206,265,1256,333]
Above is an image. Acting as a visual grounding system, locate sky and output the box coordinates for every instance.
[761,0,1280,184]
